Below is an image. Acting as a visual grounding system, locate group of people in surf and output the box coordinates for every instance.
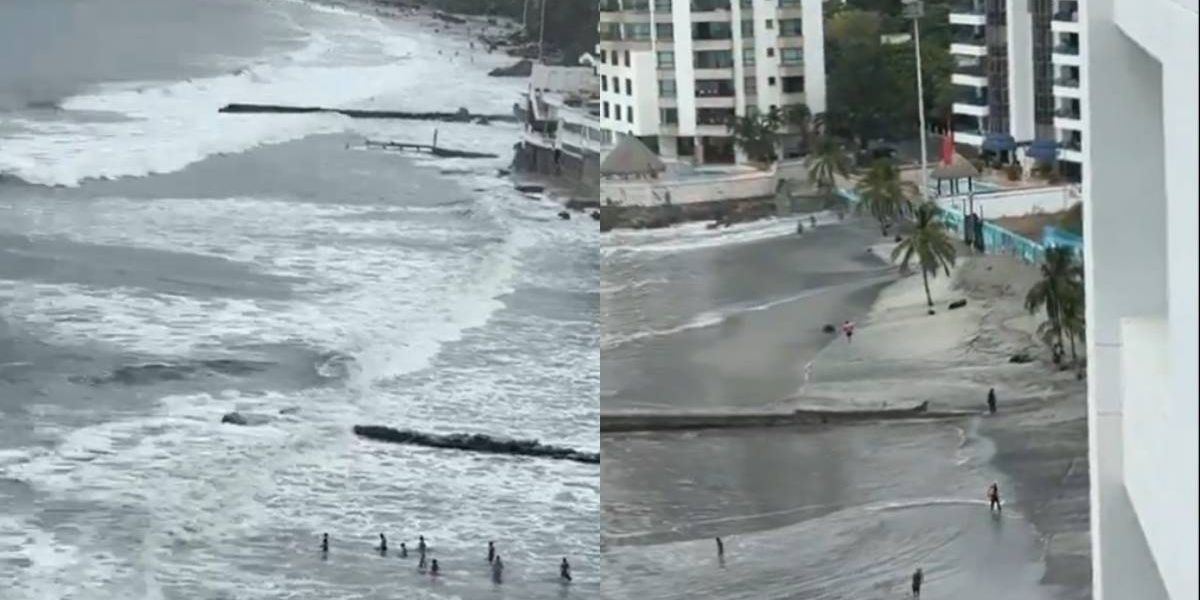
[319,532,573,584]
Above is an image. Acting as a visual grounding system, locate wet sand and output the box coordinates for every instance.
[601,218,1090,599]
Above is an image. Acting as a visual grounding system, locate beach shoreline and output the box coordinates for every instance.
[804,247,1091,598]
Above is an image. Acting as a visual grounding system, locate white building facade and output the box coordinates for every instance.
[597,0,825,165]
[1082,0,1198,598]
[949,0,1085,181]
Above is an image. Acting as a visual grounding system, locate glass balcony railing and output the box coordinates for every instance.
[956,63,986,77]
[956,93,988,106]
[951,1,985,14]
[952,32,987,45]
[1055,107,1081,119]
[1053,10,1078,21]
[691,0,731,12]
[1054,76,1080,88]
[1054,44,1080,55]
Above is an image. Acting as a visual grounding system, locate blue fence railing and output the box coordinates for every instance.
[835,187,1049,265]
[1042,225,1084,259]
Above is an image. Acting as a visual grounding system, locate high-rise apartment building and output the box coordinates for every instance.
[948,0,1084,181]
[1082,0,1197,597]
[596,0,826,165]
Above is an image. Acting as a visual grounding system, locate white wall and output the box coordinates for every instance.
[802,0,826,113]
[671,0,698,134]
[1083,0,1199,598]
[602,169,778,206]
[932,186,1075,219]
[1006,0,1036,141]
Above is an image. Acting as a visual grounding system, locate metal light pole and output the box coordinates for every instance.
[904,0,929,201]
[537,0,548,62]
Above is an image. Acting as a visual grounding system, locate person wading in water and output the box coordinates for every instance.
[987,482,1002,512]
[987,387,997,414]
[560,557,572,582]
[911,567,923,597]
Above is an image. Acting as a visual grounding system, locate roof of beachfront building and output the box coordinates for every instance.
[600,135,665,177]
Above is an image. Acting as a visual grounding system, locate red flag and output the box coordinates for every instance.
[941,119,955,165]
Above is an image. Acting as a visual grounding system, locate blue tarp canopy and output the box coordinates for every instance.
[982,133,1017,153]
[1026,139,1060,162]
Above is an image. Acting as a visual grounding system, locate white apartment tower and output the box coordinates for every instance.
[1082,0,1198,597]
[597,0,826,165]
[948,0,1085,181]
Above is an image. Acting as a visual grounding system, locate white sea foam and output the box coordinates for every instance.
[0,0,522,188]
[601,211,839,257]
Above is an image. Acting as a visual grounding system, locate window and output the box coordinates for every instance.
[696,107,736,125]
[740,0,752,7]
[661,108,679,124]
[766,47,775,57]
[614,78,620,94]
[627,23,652,40]
[600,50,607,64]
[615,105,622,120]
[693,21,733,40]
[782,75,804,93]
[743,76,757,95]
[602,76,608,91]
[765,18,774,29]
[626,78,633,96]
[694,50,734,69]
[603,102,610,118]
[780,48,803,65]
[695,79,736,97]
[779,18,802,36]
[625,50,632,66]
[659,78,677,97]
[768,76,776,86]
[627,107,634,123]
[658,51,675,68]
[742,48,755,66]
[778,0,801,5]
[656,23,674,40]
[655,0,672,10]
[740,19,754,37]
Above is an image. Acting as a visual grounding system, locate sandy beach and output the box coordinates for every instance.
[601,214,1089,598]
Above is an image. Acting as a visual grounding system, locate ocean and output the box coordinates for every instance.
[0,1,599,598]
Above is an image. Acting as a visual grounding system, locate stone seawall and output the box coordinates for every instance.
[513,142,599,198]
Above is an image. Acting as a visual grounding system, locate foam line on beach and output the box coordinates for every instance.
[599,403,977,433]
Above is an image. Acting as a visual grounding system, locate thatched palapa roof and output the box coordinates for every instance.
[600,135,665,178]
[931,151,980,180]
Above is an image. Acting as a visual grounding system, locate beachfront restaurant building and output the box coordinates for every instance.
[1081,0,1197,598]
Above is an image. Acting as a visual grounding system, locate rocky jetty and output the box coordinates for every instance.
[352,426,600,464]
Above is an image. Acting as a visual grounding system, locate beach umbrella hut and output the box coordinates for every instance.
[600,135,666,181]
[1025,138,1060,163]
[931,151,980,197]
[981,133,1017,163]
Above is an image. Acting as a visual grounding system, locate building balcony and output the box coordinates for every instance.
[953,130,986,146]
[952,72,988,87]
[778,63,806,76]
[1053,80,1083,99]
[695,96,736,108]
[694,67,735,78]
[695,124,731,136]
[951,38,988,57]
[780,91,807,105]
[949,1,986,26]
[1051,11,1081,33]
[1054,106,1081,120]
[1051,47,1082,67]
[953,98,989,117]
[777,35,804,48]
[693,38,734,50]
[1055,115,1084,131]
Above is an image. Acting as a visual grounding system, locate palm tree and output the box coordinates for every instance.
[784,104,813,150]
[807,135,852,202]
[1024,246,1085,364]
[726,110,780,165]
[855,159,917,232]
[891,202,957,308]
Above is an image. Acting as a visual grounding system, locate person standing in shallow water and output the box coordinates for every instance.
[911,567,923,597]
[492,554,504,583]
[487,541,495,564]
[378,533,387,555]
[987,482,1002,511]
[560,557,571,582]
[987,387,997,414]
[430,559,439,576]
[715,537,724,558]
[320,533,329,554]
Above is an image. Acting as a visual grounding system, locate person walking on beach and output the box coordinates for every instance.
[400,542,408,558]
[487,541,495,564]
[715,537,724,558]
[418,535,427,559]
[378,533,387,555]
[810,215,817,229]
[987,482,1002,512]
[987,387,997,414]
[911,567,923,597]
[841,320,856,343]
[560,557,572,582]
[492,554,504,583]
